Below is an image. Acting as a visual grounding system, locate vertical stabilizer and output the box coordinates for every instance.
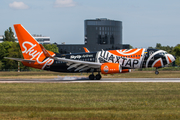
[14,24,55,69]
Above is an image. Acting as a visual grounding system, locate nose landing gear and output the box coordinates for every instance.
[155,68,159,75]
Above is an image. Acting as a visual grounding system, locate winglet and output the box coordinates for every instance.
[39,44,55,58]
[83,47,90,53]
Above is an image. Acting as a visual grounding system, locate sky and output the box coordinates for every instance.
[0,0,180,48]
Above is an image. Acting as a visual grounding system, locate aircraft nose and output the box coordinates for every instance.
[167,54,176,63]
[174,55,176,60]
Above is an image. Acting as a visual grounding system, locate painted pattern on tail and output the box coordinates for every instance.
[14,24,55,69]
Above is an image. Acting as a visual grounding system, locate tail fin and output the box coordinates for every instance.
[14,24,45,60]
[14,24,55,69]
[83,47,90,53]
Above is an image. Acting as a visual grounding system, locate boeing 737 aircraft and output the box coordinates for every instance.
[5,24,176,80]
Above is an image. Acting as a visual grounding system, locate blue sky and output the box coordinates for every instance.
[0,0,180,48]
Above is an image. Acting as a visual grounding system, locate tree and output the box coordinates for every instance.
[154,43,174,55]
[3,27,15,42]
[43,44,59,53]
[175,57,180,66]
[155,43,162,49]
[3,42,20,69]
[173,44,180,57]
[0,61,4,70]
[129,45,133,49]
[0,41,13,60]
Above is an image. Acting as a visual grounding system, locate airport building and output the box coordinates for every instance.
[57,18,129,54]
[0,34,50,44]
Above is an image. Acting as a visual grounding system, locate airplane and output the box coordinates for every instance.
[83,47,90,53]
[4,24,176,80]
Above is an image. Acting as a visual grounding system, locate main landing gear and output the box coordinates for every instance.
[155,68,159,75]
[89,72,102,80]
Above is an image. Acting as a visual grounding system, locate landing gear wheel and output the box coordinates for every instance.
[89,74,95,80]
[96,74,101,80]
[155,70,159,75]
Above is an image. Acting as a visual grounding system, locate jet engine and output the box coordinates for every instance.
[121,69,131,73]
[101,63,122,74]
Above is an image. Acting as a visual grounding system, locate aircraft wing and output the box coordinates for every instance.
[52,57,102,72]
[40,44,101,72]
[4,57,36,63]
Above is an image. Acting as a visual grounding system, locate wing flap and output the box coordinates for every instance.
[53,57,101,68]
[52,57,101,72]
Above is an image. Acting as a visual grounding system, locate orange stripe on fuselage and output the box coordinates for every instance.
[108,49,144,59]
[120,49,138,54]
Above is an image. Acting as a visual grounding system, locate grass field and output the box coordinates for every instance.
[0,83,180,119]
[0,71,180,119]
[0,70,180,79]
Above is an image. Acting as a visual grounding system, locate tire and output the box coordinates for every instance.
[155,71,159,75]
[96,74,101,80]
[89,74,95,80]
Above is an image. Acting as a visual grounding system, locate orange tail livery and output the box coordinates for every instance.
[13,24,55,69]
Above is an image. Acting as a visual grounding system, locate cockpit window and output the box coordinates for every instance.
[159,52,165,55]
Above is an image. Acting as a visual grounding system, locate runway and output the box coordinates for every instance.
[0,77,180,83]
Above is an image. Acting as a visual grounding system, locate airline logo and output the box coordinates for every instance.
[103,66,109,73]
[22,41,54,69]
[70,54,94,59]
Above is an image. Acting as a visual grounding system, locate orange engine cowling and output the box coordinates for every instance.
[101,63,122,74]
[121,69,131,73]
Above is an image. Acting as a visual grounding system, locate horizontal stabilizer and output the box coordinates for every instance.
[4,57,36,63]
[39,44,54,58]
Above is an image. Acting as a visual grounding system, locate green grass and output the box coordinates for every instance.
[0,83,180,119]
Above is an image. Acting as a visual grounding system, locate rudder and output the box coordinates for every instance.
[14,24,55,69]
[14,24,44,60]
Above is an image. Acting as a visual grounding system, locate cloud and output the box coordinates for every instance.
[9,1,29,10]
[54,0,76,8]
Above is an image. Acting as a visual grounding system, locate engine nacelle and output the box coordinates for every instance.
[121,69,131,73]
[101,63,122,74]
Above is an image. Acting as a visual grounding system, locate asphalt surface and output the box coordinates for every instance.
[0,77,180,83]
